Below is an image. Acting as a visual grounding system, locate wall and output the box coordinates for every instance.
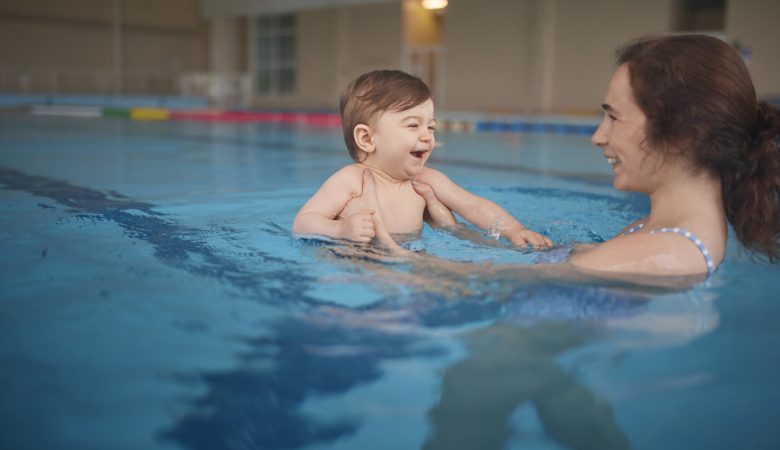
[294,8,340,108]
[442,0,533,112]
[209,16,246,73]
[4,0,777,110]
[403,0,441,47]
[0,0,207,94]
[550,0,675,114]
[441,0,678,114]
[249,2,401,109]
[725,0,780,97]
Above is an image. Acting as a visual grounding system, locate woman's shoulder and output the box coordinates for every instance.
[570,230,712,276]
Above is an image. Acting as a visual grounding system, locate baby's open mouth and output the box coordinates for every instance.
[411,150,427,159]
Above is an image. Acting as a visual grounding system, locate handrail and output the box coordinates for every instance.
[0,65,251,107]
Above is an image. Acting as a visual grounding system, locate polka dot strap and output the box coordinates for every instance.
[621,223,645,237]
[622,223,715,276]
[649,227,715,276]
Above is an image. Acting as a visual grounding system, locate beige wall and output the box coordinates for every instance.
[403,0,441,47]
[250,2,401,108]
[550,0,675,113]
[442,0,534,112]
[441,0,676,114]
[294,8,340,108]
[334,2,402,92]
[209,17,246,72]
[726,0,780,97]
[4,0,778,108]
[0,0,207,94]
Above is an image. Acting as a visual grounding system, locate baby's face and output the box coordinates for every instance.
[365,99,435,180]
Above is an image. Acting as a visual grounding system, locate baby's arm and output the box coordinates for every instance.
[292,166,376,242]
[415,168,552,248]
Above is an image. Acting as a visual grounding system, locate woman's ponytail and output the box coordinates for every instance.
[724,101,780,261]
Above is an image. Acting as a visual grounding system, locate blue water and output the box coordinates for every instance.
[1,114,778,450]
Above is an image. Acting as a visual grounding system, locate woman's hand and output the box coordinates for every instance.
[341,170,405,252]
[411,180,458,228]
[338,208,377,243]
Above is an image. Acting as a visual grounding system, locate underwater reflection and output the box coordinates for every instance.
[422,323,629,450]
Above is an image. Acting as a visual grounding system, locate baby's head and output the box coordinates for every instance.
[340,70,432,163]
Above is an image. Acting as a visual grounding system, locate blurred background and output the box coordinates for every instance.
[0,0,777,114]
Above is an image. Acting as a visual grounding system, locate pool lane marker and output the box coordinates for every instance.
[130,107,169,121]
[31,105,102,118]
[25,105,599,135]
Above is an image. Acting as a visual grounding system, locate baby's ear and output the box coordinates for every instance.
[353,124,375,154]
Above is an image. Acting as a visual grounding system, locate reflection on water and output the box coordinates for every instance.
[423,324,629,450]
[159,259,716,449]
[0,165,723,450]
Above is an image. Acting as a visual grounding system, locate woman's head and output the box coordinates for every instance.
[592,64,660,193]
[613,34,780,260]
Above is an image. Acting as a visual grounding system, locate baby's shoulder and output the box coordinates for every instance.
[325,164,363,195]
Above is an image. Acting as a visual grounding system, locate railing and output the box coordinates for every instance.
[0,65,181,96]
[179,72,252,108]
[0,65,251,107]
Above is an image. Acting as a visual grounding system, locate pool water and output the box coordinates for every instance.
[1,114,778,450]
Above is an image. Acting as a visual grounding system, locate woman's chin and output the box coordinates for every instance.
[612,178,629,191]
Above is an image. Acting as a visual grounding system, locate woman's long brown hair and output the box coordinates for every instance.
[617,35,780,261]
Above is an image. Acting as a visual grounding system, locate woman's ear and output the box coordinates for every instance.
[353,124,375,154]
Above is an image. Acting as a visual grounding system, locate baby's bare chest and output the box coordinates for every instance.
[373,184,426,233]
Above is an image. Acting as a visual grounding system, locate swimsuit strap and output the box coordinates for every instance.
[650,227,715,276]
[621,223,715,276]
[621,223,645,237]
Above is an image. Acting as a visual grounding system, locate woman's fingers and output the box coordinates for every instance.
[362,170,394,242]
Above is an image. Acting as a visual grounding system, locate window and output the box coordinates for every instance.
[674,0,725,32]
[254,14,296,96]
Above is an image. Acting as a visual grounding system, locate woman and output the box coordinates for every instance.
[352,35,779,278]
[566,34,779,276]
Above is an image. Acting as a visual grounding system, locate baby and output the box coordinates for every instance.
[292,70,551,248]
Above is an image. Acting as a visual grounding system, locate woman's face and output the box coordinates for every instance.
[592,64,663,193]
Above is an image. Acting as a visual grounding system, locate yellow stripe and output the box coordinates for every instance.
[130,107,169,121]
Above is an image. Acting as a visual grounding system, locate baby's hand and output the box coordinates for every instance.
[339,209,376,242]
[505,227,553,249]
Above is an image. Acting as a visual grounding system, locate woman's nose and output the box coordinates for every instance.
[591,121,607,147]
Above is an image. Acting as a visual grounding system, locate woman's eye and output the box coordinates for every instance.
[428,126,436,132]
[407,123,419,128]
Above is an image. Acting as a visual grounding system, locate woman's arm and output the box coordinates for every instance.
[411,179,458,228]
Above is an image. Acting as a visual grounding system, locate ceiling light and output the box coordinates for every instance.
[422,0,448,10]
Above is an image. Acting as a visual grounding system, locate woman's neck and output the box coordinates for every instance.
[646,165,724,226]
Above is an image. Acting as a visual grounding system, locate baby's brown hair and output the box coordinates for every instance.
[339,70,432,162]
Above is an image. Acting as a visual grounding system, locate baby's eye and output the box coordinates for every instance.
[407,123,419,128]
[428,126,436,132]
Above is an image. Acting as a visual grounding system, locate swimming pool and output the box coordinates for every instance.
[1,114,778,450]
